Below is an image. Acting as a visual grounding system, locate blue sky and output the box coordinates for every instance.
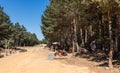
[0,0,50,40]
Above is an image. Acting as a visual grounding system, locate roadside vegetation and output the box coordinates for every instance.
[41,0,120,69]
[0,6,40,57]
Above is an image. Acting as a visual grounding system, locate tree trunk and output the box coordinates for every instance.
[5,40,10,56]
[85,26,88,44]
[7,40,10,49]
[89,25,93,37]
[13,37,17,48]
[73,18,79,53]
[108,13,113,69]
[80,29,84,45]
[72,40,75,57]
[109,40,113,69]
[99,21,102,40]
[115,36,118,51]
[115,15,120,52]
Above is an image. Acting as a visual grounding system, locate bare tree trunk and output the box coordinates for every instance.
[89,25,93,37]
[73,18,80,53]
[71,18,76,56]
[115,36,118,51]
[5,40,10,56]
[72,40,75,57]
[108,13,113,69]
[85,26,88,44]
[115,15,120,52]
[99,21,102,39]
[7,40,10,49]
[80,29,84,45]
[109,40,113,69]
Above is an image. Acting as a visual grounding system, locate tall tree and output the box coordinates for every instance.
[0,6,11,40]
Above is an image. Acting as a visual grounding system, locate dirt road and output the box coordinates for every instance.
[0,45,96,73]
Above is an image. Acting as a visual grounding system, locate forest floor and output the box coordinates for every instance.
[0,44,120,73]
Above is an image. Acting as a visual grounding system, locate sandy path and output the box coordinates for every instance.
[0,45,95,73]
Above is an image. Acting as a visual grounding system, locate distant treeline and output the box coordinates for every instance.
[0,6,40,48]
